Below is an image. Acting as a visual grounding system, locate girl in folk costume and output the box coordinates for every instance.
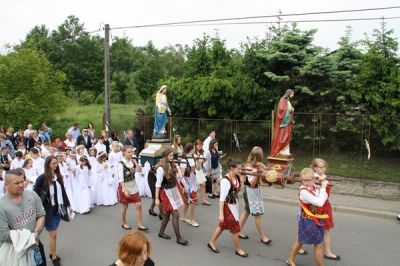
[287,168,329,266]
[312,158,340,261]
[172,135,183,157]
[208,158,248,257]
[117,146,148,231]
[193,139,210,205]
[147,160,163,219]
[238,146,272,245]
[179,143,200,227]
[108,141,123,194]
[155,148,188,246]
[22,158,37,191]
[205,139,222,199]
[65,149,78,209]
[75,156,93,214]
[95,151,117,206]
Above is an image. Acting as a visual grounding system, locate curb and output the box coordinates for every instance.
[264,196,398,221]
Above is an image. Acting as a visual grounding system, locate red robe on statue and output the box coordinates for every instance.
[271,97,294,157]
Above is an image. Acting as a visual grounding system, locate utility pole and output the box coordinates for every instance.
[104,24,111,136]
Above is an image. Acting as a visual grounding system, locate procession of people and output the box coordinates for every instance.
[0,87,343,266]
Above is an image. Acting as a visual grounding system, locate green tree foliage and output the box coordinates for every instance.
[352,22,400,150]
[9,16,400,152]
[20,16,104,95]
[0,48,66,127]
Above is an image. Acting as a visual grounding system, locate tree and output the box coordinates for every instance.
[352,22,400,151]
[0,48,66,127]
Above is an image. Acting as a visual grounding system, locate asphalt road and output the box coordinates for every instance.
[41,197,400,266]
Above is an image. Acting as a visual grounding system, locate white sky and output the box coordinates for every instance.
[1,0,400,52]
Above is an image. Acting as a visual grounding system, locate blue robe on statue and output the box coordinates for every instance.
[154,110,168,134]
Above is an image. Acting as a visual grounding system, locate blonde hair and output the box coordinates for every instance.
[311,158,328,169]
[117,231,151,266]
[247,146,264,167]
[300,168,314,180]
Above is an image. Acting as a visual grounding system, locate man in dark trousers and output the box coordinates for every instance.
[76,128,92,150]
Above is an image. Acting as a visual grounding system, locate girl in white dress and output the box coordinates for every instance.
[75,156,92,214]
[22,158,37,191]
[88,147,97,205]
[65,150,78,209]
[107,142,123,194]
[95,151,117,206]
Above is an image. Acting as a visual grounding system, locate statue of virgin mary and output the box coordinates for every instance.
[153,85,171,139]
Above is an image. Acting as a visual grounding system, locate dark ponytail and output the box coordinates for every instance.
[227,158,240,169]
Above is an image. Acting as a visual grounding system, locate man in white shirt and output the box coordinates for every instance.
[202,130,216,153]
[24,124,34,138]
[30,148,45,176]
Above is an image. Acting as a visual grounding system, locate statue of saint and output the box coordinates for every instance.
[153,85,171,138]
[271,89,294,157]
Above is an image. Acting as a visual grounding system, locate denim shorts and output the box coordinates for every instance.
[45,212,61,232]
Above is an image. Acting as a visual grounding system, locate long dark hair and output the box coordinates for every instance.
[160,148,177,180]
[182,143,194,157]
[209,139,218,152]
[44,156,63,186]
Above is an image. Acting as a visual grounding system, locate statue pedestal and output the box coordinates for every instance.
[139,138,171,166]
[263,156,295,187]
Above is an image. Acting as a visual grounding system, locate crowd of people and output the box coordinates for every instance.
[0,122,342,266]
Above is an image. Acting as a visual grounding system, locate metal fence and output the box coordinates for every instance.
[112,113,399,182]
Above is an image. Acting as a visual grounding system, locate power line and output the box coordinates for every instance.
[106,16,400,30]
[110,6,400,30]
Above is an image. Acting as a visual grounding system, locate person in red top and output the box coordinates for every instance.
[271,89,294,157]
[208,158,247,257]
[51,136,67,152]
[287,168,329,266]
[311,158,340,261]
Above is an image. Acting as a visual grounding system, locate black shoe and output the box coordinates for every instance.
[235,251,248,258]
[208,194,214,199]
[158,233,171,240]
[177,238,188,246]
[260,238,272,245]
[149,210,157,216]
[207,243,220,253]
[138,226,149,231]
[159,214,163,220]
[51,256,61,266]
[49,255,61,260]
[324,255,341,261]
[121,224,132,230]
[238,234,249,240]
